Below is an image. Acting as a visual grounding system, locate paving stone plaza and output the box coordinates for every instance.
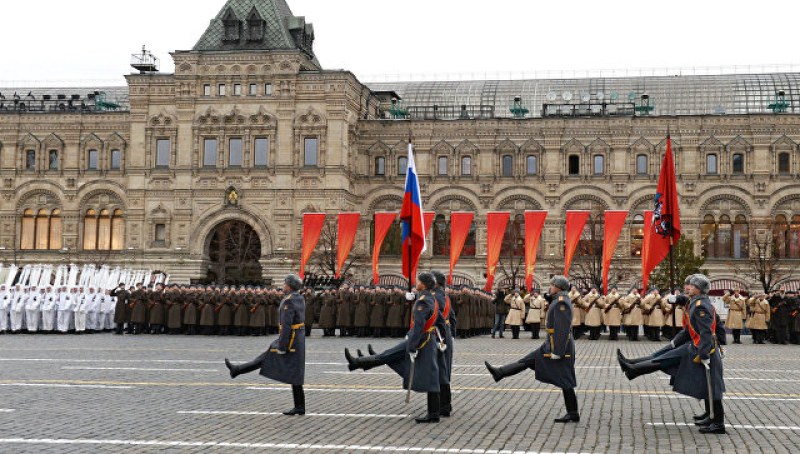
[0,333,797,453]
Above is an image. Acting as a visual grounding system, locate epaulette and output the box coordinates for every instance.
[696,300,702,307]
[420,295,425,300]
[558,295,565,302]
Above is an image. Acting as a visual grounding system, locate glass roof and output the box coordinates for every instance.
[368,72,800,118]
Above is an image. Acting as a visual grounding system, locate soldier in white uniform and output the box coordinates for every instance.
[57,286,75,333]
[41,286,59,332]
[74,286,88,333]
[10,285,27,333]
[0,285,11,334]
[25,286,43,333]
[86,287,100,333]
[100,289,115,331]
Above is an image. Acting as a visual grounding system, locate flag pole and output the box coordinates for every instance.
[407,132,413,293]
[667,126,677,331]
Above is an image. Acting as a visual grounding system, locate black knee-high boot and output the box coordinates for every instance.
[485,357,533,382]
[618,358,662,380]
[554,388,580,423]
[344,349,383,371]
[283,385,305,416]
[415,392,440,423]
[698,399,725,434]
[694,397,710,421]
[224,354,264,379]
[732,329,741,344]
[440,385,452,417]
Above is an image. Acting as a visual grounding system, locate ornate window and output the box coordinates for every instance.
[702,214,748,258]
[25,150,35,170]
[48,150,59,170]
[732,153,744,174]
[501,155,513,177]
[254,138,269,167]
[20,208,62,251]
[461,156,472,175]
[218,84,226,96]
[526,155,538,175]
[636,154,648,175]
[702,215,717,257]
[155,139,171,168]
[717,215,732,257]
[706,154,718,174]
[228,138,243,167]
[110,149,121,170]
[87,149,99,170]
[398,157,408,176]
[630,214,644,257]
[593,155,604,175]
[222,9,241,42]
[568,155,580,175]
[438,156,448,176]
[374,157,385,176]
[381,219,402,256]
[247,8,266,42]
[732,215,749,259]
[303,138,318,166]
[203,139,218,167]
[432,214,449,257]
[779,152,791,174]
[83,208,125,251]
[790,215,800,259]
[773,215,789,258]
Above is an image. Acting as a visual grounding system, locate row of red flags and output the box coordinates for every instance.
[299,137,680,294]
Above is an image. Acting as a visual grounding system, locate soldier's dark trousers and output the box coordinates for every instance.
[732,329,741,344]
[609,326,619,340]
[775,326,788,344]
[511,326,520,339]
[589,327,601,340]
[572,327,583,340]
[305,326,312,337]
[563,388,579,415]
[185,325,196,335]
[291,385,305,411]
[115,324,124,335]
[790,331,799,344]
[531,323,541,339]
[440,385,452,416]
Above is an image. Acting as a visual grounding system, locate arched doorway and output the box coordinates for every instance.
[206,220,263,285]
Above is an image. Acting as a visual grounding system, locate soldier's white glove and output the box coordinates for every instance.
[549,354,561,360]
[670,339,676,349]
[405,292,415,301]
[701,358,710,369]
[275,349,287,355]
[409,351,418,360]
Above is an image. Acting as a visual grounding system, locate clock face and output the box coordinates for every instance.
[596,91,605,101]
[610,92,619,101]
[547,92,557,102]
[628,91,637,101]
[562,91,573,101]
[580,92,590,102]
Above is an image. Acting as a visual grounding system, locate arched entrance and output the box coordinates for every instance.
[206,220,263,285]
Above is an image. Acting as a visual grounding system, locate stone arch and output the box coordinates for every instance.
[428,186,481,212]
[191,207,275,258]
[698,193,753,216]
[495,194,543,212]
[365,191,404,213]
[76,182,128,206]
[561,192,610,216]
[16,188,62,210]
[769,191,800,216]
[79,188,126,212]
[430,193,479,213]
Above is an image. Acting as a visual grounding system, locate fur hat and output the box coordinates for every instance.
[284,274,304,292]
[684,274,710,294]
[430,271,447,287]
[550,275,570,291]
[418,273,436,290]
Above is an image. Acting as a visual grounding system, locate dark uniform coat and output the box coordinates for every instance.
[370,293,387,328]
[183,292,199,326]
[233,294,251,328]
[167,291,183,329]
[653,295,726,400]
[112,289,129,325]
[386,294,404,329]
[216,293,233,326]
[258,291,306,386]
[304,292,317,329]
[318,293,337,329]
[433,288,454,385]
[199,292,216,327]
[387,291,440,393]
[520,291,577,390]
[130,290,147,324]
[249,294,267,328]
[148,291,165,325]
[354,292,371,327]
[336,290,352,328]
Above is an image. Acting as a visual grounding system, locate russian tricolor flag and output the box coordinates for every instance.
[400,142,426,286]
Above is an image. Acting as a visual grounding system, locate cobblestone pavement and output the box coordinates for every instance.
[0,331,798,454]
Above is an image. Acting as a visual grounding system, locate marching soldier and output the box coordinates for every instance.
[345,273,442,423]
[642,288,663,341]
[485,276,580,423]
[225,275,307,416]
[621,288,642,341]
[431,271,455,417]
[602,286,622,340]
[618,274,726,434]
[504,289,525,339]
[746,294,770,344]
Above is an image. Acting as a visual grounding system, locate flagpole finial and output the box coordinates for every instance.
[667,124,671,138]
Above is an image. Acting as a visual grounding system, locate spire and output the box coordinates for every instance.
[192,0,318,66]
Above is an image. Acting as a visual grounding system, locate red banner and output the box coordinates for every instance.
[424,212,435,236]
[484,212,510,291]
[448,212,474,285]
[563,211,591,276]
[602,210,629,294]
[648,135,682,275]
[372,212,397,285]
[299,213,326,279]
[336,213,361,278]
[524,211,547,291]
[641,210,654,294]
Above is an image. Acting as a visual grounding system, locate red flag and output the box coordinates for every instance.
[564,211,591,276]
[484,212,510,291]
[524,211,547,291]
[299,213,326,278]
[602,211,628,294]
[424,212,436,237]
[448,212,474,285]
[641,210,654,293]
[371,212,397,285]
[335,213,360,278]
[647,135,682,273]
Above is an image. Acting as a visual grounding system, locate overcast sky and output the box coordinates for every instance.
[1,0,797,86]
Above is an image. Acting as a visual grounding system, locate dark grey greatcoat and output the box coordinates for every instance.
[433,288,454,386]
[387,291,440,393]
[518,291,577,390]
[652,295,726,400]
[259,291,306,386]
